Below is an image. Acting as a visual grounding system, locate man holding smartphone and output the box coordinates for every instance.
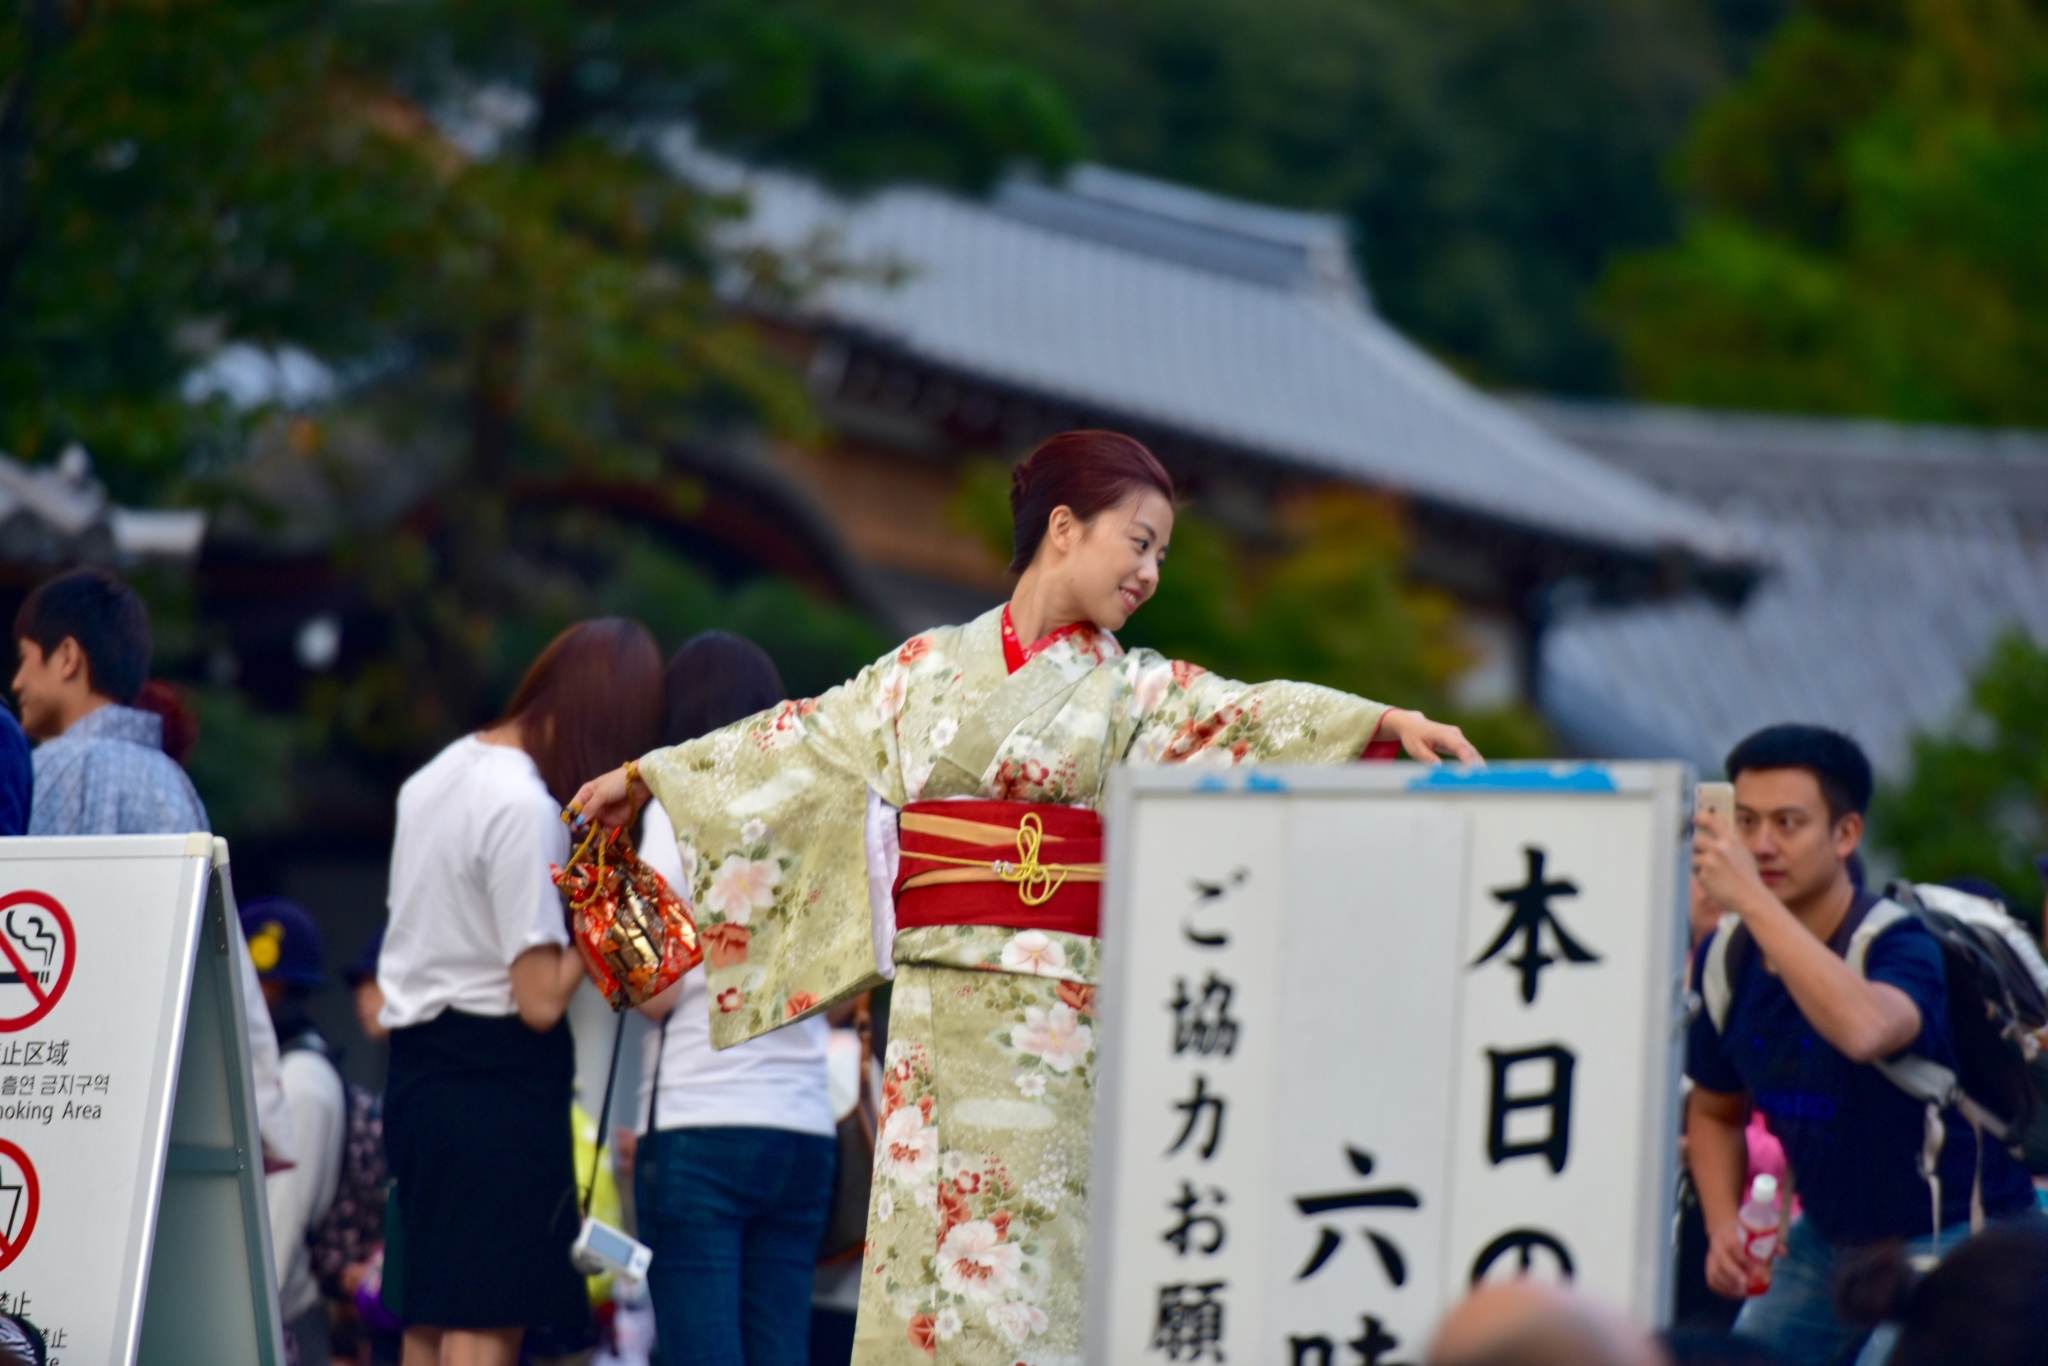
[1686,725,2036,1366]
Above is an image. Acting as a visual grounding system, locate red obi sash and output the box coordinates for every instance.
[893,800,1103,939]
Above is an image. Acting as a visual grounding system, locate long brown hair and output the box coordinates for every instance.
[497,618,663,805]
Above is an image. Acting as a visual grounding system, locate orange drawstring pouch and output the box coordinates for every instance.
[552,821,702,1008]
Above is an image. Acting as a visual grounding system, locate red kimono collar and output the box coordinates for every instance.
[1000,605,1099,675]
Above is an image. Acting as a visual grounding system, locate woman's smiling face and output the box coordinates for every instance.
[1064,488,1174,631]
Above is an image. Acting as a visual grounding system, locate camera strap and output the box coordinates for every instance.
[582,1008,628,1220]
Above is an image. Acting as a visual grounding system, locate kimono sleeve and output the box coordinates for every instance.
[1122,652,1387,768]
[637,650,906,1049]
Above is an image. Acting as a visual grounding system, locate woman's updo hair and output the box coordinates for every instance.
[1008,430,1176,574]
[1833,1222,2048,1366]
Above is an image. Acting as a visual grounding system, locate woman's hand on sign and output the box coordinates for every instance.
[568,763,646,830]
[1693,809,1767,915]
[1378,708,1484,766]
[1705,1216,1767,1300]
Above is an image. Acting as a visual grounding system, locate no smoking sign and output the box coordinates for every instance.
[0,1140,38,1273]
[0,892,75,1033]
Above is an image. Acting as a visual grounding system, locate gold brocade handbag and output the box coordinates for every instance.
[552,821,702,1009]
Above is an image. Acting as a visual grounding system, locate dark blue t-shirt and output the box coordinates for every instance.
[0,707,28,836]
[1687,894,2035,1245]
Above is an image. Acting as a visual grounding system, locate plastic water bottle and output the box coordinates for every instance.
[1738,1172,1781,1296]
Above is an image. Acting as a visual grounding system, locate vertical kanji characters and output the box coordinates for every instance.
[1287,1315,1412,1366]
[1183,869,1250,947]
[1163,1181,1229,1256]
[1470,1228,1575,1282]
[1167,1073,1228,1160]
[1292,1146,1421,1283]
[1470,847,1599,1004]
[1151,868,1253,1361]
[1484,1044,1576,1175]
[1153,1281,1229,1362]
[1171,973,1241,1057]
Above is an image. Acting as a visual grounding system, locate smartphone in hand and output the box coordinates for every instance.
[1695,781,1734,830]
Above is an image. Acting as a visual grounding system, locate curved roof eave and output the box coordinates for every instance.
[696,159,1752,577]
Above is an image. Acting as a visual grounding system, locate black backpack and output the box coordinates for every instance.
[1886,881,2048,1143]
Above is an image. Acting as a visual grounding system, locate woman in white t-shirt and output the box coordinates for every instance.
[632,632,838,1366]
[379,619,661,1366]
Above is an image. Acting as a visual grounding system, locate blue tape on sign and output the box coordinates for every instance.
[1191,771,1291,794]
[1405,765,1617,792]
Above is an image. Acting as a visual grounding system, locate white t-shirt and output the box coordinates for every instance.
[379,736,571,1029]
[635,801,834,1137]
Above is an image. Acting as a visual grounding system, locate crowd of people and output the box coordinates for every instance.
[2,429,2046,1366]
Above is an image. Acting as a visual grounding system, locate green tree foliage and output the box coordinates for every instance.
[0,0,412,493]
[1605,0,2048,423]
[1124,496,1468,714]
[0,0,1046,837]
[813,0,1784,391]
[1875,633,2048,923]
[351,0,1081,194]
[1121,493,1548,758]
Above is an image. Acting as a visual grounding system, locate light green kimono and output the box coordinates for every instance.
[638,606,1386,1365]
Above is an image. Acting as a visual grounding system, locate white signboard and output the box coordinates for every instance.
[1090,762,1689,1365]
[0,835,283,1365]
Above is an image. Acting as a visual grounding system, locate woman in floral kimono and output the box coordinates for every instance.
[571,431,1480,1366]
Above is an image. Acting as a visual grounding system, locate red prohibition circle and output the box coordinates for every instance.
[0,1139,39,1273]
[0,891,76,1033]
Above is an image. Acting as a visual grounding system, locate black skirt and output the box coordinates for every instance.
[383,1009,590,1331]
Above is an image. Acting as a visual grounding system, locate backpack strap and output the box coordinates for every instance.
[1855,893,2017,1153]
[1842,897,1909,976]
[1850,895,2016,1249]
[1702,914,1746,1035]
[1848,898,1949,1249]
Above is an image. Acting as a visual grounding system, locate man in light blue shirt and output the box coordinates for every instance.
[10,568,206,835]
[4,568,301,1171]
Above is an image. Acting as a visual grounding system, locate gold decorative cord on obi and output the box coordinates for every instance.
[898,809,1103,907]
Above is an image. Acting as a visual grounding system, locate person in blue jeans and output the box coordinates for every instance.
[633,633,838,1366]
[1687,725,2037,1366]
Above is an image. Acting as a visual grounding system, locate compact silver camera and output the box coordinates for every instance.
[570,1216,653,1282]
